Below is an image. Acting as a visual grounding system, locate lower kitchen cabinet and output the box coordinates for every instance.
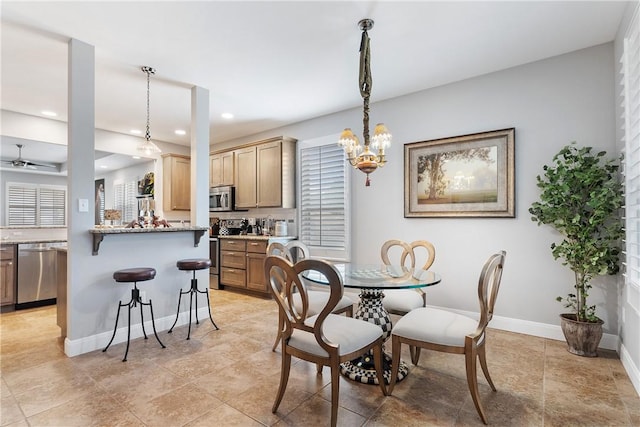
[219,238,271,295]
[246,240,268,292]
[220,239,247,288]
[0,245,16,307]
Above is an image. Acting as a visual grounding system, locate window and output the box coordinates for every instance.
[113,180,138,223]
[621,8,640,314]
[6,183,66,226]
[298,135,351,261]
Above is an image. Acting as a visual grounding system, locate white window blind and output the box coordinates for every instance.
[621,8,640,313]
[299,140,350,261]
[6,183,66,226]
[113,180,139,223]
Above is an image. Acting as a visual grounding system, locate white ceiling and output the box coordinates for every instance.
[0,1,630,166]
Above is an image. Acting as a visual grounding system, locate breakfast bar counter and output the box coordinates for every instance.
[89,226,209,255]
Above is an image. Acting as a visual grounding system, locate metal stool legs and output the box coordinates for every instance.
[103,283,166,361]
[168,270,219,339]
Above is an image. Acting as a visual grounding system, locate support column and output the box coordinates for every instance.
[66,38,95,346]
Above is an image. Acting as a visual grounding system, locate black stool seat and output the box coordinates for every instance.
[177,259,211,271]
[114,267,156,283]
[103,266,165,362]
[169,258,218,339]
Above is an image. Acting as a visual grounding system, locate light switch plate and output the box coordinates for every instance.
[78,198,89,212]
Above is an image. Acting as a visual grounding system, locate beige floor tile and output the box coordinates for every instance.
[1,290,639,426]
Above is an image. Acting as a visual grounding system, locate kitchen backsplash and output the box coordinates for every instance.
[211,208,297,237]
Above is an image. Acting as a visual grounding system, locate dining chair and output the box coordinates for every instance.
[267,241,354,351]
[388,250,506,425]
[380,239,436,315]
[264,255,388,427]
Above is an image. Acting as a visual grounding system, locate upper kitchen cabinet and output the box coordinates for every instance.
[234,137,296,209]
[162,154,191,211]
[210,151,234,187]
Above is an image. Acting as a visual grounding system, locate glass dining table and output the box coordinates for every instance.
[304,263,441,385]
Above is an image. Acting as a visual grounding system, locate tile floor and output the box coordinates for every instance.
[1,288,639,427]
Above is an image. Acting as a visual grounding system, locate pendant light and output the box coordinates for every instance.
[138,66,162,155]
[338,19,392,186]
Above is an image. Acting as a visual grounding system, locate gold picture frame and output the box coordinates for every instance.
[404,128,515,218]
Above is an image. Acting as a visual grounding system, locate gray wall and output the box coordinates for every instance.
[223,43,620,337]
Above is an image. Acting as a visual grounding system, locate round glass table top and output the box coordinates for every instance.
[303,263,441,290]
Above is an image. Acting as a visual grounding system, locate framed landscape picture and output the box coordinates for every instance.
[404,128,515,218]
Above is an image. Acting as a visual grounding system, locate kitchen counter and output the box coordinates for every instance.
[1,238,67,245]
[217,235,297,240]
[89,226,209,255]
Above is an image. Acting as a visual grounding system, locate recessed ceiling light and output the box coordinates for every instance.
[132,156,141,160]
[42,110,57,117]
[130,129,142,135]
[100,165,108,169]
[175,129,186,135]
[221,113,234,119]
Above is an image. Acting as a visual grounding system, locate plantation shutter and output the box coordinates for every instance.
[299,140,350,261]
[621,9,640,314]
[113,180,139,223]
[6,183,65,226]
[7,184,37,226]
[39,187,66,226]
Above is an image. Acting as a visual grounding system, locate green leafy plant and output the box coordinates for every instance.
[529,143,624,322]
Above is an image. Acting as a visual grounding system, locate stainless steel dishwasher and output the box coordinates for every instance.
[16,242,66,309]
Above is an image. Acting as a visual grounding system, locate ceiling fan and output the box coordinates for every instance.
[1,144,57,169]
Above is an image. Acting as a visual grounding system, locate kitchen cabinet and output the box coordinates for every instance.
[234,136,296,209]
[218,238,272,295]
[220,239,247,288]
[246,240,268,292]
[0,245,16,307]
[234,146,257,209]
[210,151,235,187]
[162,154,191,211]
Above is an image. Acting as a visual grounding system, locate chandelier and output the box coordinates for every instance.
[138,66,162,155]
[338,19,392,187]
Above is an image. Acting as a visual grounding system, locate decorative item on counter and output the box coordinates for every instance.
[210,218,220,236]
[218,220,229,235]
[138,172,155,196]
[275,220,288,237]
[104,209,122,227]
[124,215,171,229]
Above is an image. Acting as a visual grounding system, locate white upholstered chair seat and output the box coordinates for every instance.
[294,291,354,317]
[286,314,383,357]
[383,290,424,314]
[392,307,478,347]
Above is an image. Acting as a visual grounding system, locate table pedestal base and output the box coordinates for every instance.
[340,351,409,385]
[339,288,408,385]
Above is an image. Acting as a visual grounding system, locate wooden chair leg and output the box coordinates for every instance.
[272,312,283,352]
[372,342,388,395]
[346,304,353,317]
[465,343,488,425]
[388,335,402,394]
[410,345,421,365]
[272,351,291,414]
[330,360,340,427]
[478,343,496,391]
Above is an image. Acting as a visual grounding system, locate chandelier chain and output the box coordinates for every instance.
[142,66,156,142]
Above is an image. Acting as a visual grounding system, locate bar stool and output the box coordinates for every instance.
[103,267,166,362]
[168,258,219,339]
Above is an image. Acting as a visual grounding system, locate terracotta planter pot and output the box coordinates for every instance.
[559,313,604,357]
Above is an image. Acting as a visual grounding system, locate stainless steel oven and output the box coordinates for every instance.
[209,237,219,289]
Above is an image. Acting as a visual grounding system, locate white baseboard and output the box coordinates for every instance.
[427,305,619,350]
[620,344,640,397]
[65,307,211,357]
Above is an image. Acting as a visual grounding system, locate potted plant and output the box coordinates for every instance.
[529,143,624,357]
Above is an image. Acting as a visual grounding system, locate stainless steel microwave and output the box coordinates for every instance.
[209,185,235,212]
